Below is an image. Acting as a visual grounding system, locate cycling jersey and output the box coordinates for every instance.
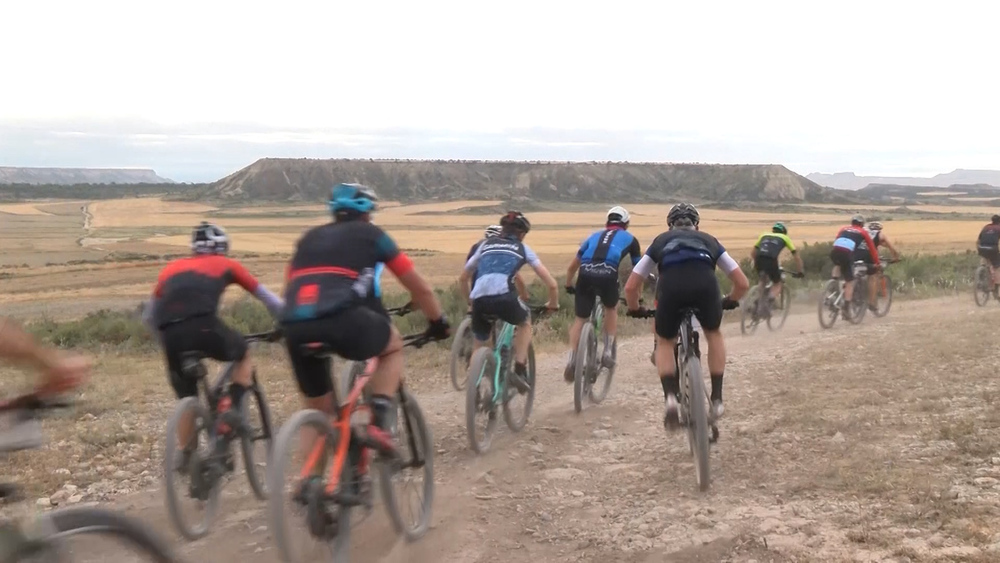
[283,221,413,322]
[465,235,541,300]
[832,225,878,257]
[631,229,741,278]
[978,224,1000,249]
[151,255,278,328]
[577,226,642,276]
[854,229,883,262]
[753,232,796,259]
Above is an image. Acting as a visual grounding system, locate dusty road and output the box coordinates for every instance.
[48,295,1000,562]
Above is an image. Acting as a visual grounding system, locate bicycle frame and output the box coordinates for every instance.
[473,321,516,404]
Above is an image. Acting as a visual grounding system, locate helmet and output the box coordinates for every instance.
[607,206,630,226]
[667,203,700,228]
[772,222,788,235]
[500,210,531,233]
[191,221,229,255]
[329,182,378,214]
[851,214,865,226]
[992,214,1000,224]
[868,221,883,232]
[484,225,502,238]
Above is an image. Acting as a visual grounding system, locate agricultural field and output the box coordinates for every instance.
[0,196,996,320]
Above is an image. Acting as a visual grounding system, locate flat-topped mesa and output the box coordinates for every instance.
[0,167,174,185]
[210,158,847,204]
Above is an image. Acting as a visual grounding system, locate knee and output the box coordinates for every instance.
[383,326,404,354]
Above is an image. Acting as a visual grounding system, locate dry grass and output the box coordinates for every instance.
[0,203,53,216]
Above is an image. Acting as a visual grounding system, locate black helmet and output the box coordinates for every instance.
[667,203,700,228]
[992,214,1000,225]
[500,210,531,233]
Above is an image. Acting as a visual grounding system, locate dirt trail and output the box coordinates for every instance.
[58,296,1000,562]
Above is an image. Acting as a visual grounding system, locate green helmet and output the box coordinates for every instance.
[772,222,787,235]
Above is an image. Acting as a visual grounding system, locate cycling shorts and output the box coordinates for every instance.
[978,247,1000,268]
[471,293,528,341]
[829,248,856,282]
[282,306,391,398]
[574,272,619,319]
[161,315,247,399]
[753,256,781,284]
[654,262,722,339]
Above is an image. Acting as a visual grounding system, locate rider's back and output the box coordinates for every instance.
[153,254,258,328]
[468,235,538,299]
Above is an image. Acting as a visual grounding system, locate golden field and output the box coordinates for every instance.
[0,196,996,320]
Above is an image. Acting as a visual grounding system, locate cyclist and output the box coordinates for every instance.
[829,214,880,320]
[282,183,450,457]
[467,225,529,304]
[977,215,1000,293]
[855,220,901,311]
[624,203,748,428]
[750,222,805,308]
[459,211,559,393]
[143,222,284,466]
[563,206,642,381]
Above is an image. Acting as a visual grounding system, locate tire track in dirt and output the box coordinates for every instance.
[65,295,998,562]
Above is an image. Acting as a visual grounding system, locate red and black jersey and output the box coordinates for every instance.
[283,221,413,322]
[152,255,260,328]
[978,223,1000,249]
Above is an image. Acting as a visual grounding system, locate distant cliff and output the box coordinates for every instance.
[807,169,1000,191]
[0,167,174,185]
[208,158,853,204]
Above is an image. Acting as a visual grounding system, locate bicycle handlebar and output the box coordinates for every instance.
[245,329,283,343]
[401,332,438,349]
[387,302,416,317]
[0,393,74,415]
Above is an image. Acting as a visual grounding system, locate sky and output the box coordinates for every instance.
[2,0,998,182]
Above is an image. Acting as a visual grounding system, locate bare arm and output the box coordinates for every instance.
[0,317,90,393]
[882,235,900,260]
[793,252,805,274]
[514,273,529,301]
[565,256,581,288]
[530,263,560,309]
[396,269,444,321]
[627,255,657,310]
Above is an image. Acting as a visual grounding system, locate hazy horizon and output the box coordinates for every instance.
[3,1,998,183]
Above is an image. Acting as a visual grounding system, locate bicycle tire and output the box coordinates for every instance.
[503,343,535,432]
[740,285,761,335]
[240,376,273,501]
[266,409,350,563]
[589,335,615,404]
[817,279,839,329]
[573,323,594,414]
[449,317,474,391]
[683,355,711,492]
[11,507,180,563]
[465,348,498,454]
[848,277,867,325]
[163,397,221,541]
[873,274,893,318]
[768,284,791,331]
[975,266,991,307]
[378,386,434,541]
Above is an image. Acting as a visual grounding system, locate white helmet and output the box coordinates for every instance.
[607,206,630,226]
[191,221,229,255]
[484,225,502,238]
[868,221,883,232]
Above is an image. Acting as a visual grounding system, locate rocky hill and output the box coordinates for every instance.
[209,158,853,204]
[0,167,173,185]
[808,169,1000,191]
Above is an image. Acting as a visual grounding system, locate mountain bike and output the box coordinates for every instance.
[870,259,899,317]
[634,302,735,492]
[449,314,499,392]
[0,393,182,562]
[974,259,998,307]
[817,261,868,329]
[572,296,623,413]
[266,315,438,563]
[465,304,552,454]
[740,268,800,334]
[164,329,282,540]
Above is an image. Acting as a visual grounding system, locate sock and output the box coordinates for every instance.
[710,374,724,402]
[660,375,679,399]
[370,394,394,430]
[228,382,248,408]
[602,332,611,352]
[515,361,527,376]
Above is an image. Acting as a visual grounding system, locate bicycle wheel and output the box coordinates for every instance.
[768,284,791,331]
[12,507,179,563]
[466,348,498,454]
[241,375,274,501]
[589,335,615,405]
[682,356,711,492]
[503,343,536,432]
[873,274,893,318]
[740,286,761,335]
[266,409,350,563]
[975,266,991,307]
[848,278,867,325]
[163,396,221,541]
[817,279,840,329]
[378,386,434,541]
[573,323,594,414]
[449,317,474,391]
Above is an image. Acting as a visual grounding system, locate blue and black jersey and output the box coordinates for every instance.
[577,227,642,277]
